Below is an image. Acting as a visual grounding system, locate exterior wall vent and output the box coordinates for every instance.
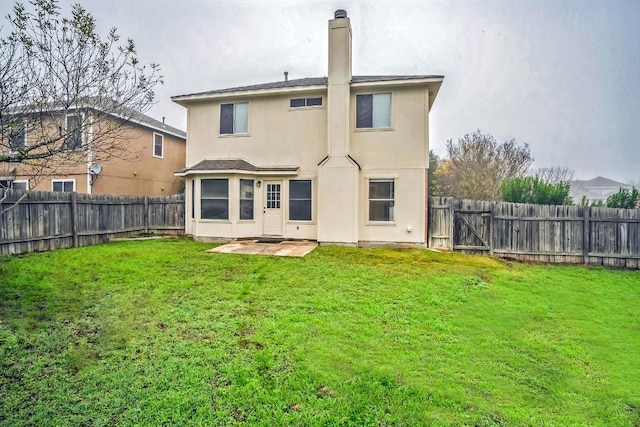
[334,9,347,19]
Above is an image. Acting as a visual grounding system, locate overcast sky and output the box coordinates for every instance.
[2,0,639,182]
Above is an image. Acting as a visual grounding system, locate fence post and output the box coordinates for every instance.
[70,192,79,248]
[582,206,590,264]
[448,198,455,251]
[489,202,495,256]
[144,196,149,234]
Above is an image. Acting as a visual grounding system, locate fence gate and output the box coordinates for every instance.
[453,208,492,253]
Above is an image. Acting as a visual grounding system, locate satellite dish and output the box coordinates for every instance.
[89,163,102,175]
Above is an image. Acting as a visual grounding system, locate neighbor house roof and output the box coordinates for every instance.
[569,176,632,202]
[175,159,299,177]
[172,75,444,103]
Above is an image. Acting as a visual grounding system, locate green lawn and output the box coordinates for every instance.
[0,238,639,426]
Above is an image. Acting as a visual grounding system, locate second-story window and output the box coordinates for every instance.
[290,97,323,108]
[9,120,26,153]
[65,114,83,150]
[153,133,164,158]
[356,93,391,129]
[220,102,248,134]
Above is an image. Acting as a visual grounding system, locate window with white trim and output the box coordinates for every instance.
[356,93,391,128]
[220,103,248,134]
[52,179,75,192]
[153,133,164,158]
[368,179,394,222]
[290,97,322,108]
[289,180,312,221]
[239,179,254,220]
[65,114,83,150]
[201,179,229,220]
[11,180,28,191]
[9,120,26,153]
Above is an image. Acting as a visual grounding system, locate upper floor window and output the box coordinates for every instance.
[368,179,395,222]
[220,102,248,134]
[356,93,391,129]
[52,179,75,192]
[8,121,26,153]
[153,133,164,158]
[290,97,323,108]
[65,114,83,150]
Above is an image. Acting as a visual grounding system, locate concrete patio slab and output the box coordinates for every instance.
[207,239,318,257]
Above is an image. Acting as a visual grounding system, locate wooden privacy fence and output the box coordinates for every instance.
[0,190,185,255]
[428,197,640,269]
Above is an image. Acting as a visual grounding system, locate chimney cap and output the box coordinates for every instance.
[334,9,347,19]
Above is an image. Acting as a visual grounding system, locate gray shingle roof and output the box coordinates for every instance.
[173,75,443,99]
[176,159,299,175]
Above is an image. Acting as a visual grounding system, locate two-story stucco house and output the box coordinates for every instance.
[173,10,443,245]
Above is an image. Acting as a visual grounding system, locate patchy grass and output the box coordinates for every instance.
[0,238,639,426]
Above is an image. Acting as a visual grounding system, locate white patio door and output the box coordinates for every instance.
[263,181,283,236]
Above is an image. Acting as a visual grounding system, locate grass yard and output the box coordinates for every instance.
[0,238,639,426]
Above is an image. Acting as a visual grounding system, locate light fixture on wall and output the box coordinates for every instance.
[257,180,262,187]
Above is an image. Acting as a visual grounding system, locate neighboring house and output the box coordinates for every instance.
[0,108,186,196]
[570,176,633,204]
[173,10,443,245]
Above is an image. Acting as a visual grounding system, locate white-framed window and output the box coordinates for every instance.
[239,179,254,220]
[11,180,29,191]
[153,132,164,158]
[201,179,229,220]
[9,120,26,153]
[356,93,391,129]
[52,179,75,192]
[290,97,323,108]
[220,102,248,135]
[289,179,312,221]
[65,114,83,150]
[368,179,395,222]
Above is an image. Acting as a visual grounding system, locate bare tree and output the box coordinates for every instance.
[534,166,574,183]
[435,129,533,200]
[0,0,162,189]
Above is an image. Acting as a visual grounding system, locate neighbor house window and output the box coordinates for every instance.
[65,114,83,150]
[290,97,323,108]
[153,133,164,158]
[9,121,26,153]
[220,102,248,134]
[289,180,312,221]
[239,179,254,220]
[368,179,394,222]
[11,180,28,191]
[201,179,229,220]
[356,93,391,128]
[52,179,75,192]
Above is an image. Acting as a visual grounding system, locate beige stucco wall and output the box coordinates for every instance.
[185,92,327,170]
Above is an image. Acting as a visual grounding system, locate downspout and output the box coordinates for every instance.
[86,112,93,194]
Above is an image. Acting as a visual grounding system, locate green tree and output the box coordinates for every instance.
[501,176,572,205]
[435,129,533,200]
[428,149,443,196]
[605,187,640,209]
